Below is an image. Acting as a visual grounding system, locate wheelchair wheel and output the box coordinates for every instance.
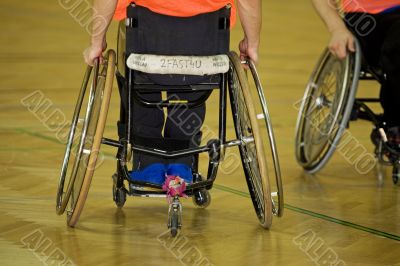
[295,42,361,173]
[246,60,284,218]
[228,52,273,229]
[56,50,116,227]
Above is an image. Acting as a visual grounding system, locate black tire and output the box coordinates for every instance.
[115,189,127,208]
[113,186,127,208]
[192,189,211,208]
[246,60,284,217]
[170,211,179,237]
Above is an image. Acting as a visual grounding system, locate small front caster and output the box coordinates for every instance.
[112,174,127,208]
[168,196,182,237]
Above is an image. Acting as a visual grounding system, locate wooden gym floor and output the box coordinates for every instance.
[0,0,399,265]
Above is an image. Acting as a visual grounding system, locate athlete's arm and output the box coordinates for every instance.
[237,0,261,64]
[83,0,118,65]
[311,0,355,59]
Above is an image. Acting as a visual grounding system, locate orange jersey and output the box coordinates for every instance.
[342,0,400,14]
[114,0,236,25]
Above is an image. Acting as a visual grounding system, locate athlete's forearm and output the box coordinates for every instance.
[311,0,347,33]
[90,0,118,47]
[237,0,262,49]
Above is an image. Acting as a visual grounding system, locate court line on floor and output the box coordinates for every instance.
[14,127,400,242]
[213,183,400,242]
[14,128,115,158]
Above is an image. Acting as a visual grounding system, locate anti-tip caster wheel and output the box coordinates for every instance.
[112,174,127,208]
[192,189,211,208]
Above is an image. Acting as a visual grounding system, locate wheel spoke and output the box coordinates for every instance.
[296,46,358,174]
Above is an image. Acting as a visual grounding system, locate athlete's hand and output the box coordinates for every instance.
[83,39,107,66]
[239,37,259,66]
[328,28,355,60]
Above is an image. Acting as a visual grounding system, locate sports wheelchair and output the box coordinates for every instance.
[56,4,283,236]
[295,38,400,184]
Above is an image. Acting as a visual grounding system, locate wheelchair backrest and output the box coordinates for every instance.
[125,4,231,85]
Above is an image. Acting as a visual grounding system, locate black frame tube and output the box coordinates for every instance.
[103,70,237,194]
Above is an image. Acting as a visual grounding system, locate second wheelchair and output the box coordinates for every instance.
[295,39,400,184]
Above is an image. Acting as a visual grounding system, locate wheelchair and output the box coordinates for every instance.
[295,38,400,185]
[56,4,283,236]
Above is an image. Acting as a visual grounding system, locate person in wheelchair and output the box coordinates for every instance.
[83,0,262,186]
[311,0,400,150]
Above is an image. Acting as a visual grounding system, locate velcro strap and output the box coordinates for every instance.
[126,53,229,75]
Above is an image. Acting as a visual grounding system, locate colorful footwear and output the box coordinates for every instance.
[129,163,166,185]
[165,164,193,184]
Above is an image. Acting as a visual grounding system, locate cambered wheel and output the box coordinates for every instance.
[56,50,116,227]
[246,59,284,217]
[228,51,273,229]
[295,42,361,173]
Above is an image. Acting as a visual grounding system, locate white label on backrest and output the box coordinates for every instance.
[126,53,229,75]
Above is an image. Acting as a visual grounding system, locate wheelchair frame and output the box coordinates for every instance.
[108,50,281,234]
[56,5,284,236]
